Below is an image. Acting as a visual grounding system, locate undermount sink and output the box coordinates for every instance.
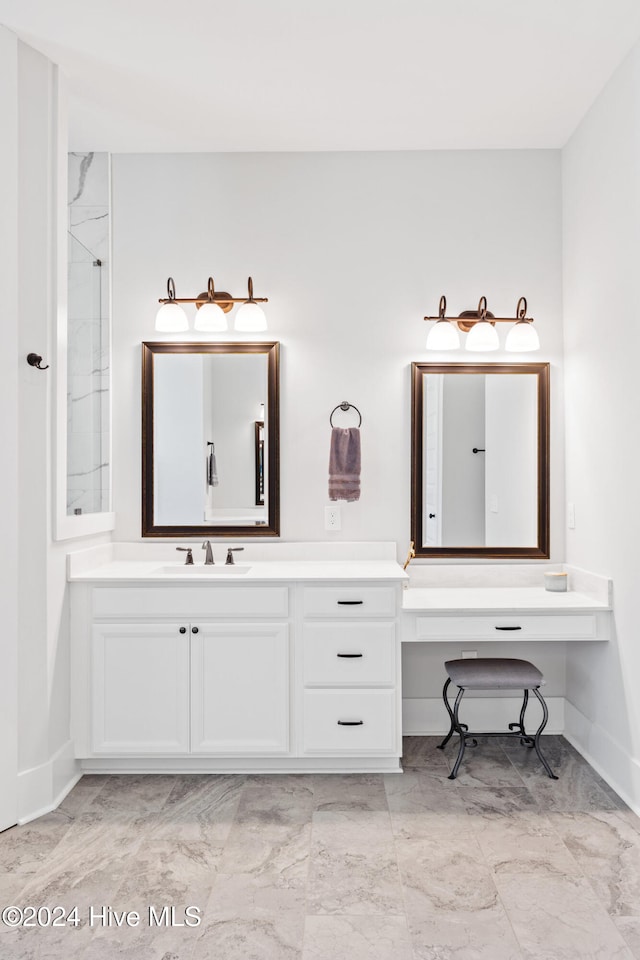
[155,564,252,576]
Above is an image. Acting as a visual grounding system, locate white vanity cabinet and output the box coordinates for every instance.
[72,583,292,761]
[91,622,190,754]
[69,564,405,773]
[299,585,401,758]
[190,622,289,754]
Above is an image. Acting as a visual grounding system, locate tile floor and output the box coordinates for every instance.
[1,736,639,959]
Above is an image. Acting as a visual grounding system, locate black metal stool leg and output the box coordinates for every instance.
[438,677,468,750]
[508,688,530,743]
[448,686,470,780]
[531,686,558,780]
[438,678,455,749]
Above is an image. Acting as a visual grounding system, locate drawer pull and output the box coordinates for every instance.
[495,626,522,631]
[337,600,364,605]
[337,719,364,726]
[337,652,363,658]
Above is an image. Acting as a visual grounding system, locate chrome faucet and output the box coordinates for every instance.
[225,547,244,565]
[176,547,194,565]
[202,540,214,565]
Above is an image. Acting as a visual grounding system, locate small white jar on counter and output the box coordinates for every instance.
[544,571,568,592]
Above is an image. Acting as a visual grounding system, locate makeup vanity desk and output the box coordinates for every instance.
[402,579,613,644]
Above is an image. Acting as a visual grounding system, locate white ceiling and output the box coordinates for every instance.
[2,0,640,152]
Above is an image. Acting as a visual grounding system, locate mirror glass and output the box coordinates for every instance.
[142,342,280,537]
[411,362,549,558]
[59,151,114,536]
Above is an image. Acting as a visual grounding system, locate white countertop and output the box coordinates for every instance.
[402,586,611,613]
[68,559,408,583]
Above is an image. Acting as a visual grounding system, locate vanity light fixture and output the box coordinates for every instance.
[155,276,268,333]
[194,277,228,332]
[155,278,189,332]
[424,295,540,352]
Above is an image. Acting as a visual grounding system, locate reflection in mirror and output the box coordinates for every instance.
[66,152,111,517]
[142,342,279,537]
[411,363,549,558]
[254,421,265,506]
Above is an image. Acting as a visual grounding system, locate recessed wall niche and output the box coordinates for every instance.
[67,152,111,516]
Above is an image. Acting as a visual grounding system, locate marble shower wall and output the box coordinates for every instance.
[67,152,110,515]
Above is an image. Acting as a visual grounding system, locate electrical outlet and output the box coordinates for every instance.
[325,505,341,531]
[461,650,477,659]
[567,502,576,529]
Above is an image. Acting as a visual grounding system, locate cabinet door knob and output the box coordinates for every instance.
[192,626,199,634]
[179,627,187,634]
[428,513,436,519]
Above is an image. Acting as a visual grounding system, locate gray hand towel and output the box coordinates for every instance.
[328,427,361,501]
[207,445,219,487]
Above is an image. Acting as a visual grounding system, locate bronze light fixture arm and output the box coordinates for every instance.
[158,276,268,307]
[424,295,535,325]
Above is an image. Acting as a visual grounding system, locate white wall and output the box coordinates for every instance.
[0,25,20,832]
[563,39,640,809]
[110,150,565,554]
[0,30,112,823]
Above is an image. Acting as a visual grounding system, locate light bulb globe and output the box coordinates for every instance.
[465,319,499,351]
[235,301,267,332]
[194,301,228,332]
[426,319,461,351]
[155,301,188,332]
[505,321,540,352]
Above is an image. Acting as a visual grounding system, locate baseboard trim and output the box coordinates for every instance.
[17,740,81,824]
[564,700,640,817]
[79,756,403,775]
[402,696,565,736]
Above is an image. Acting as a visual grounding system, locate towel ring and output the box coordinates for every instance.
[330,401,362,428]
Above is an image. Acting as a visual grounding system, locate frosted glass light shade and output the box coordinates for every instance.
[155,301,188,332]
[194,301,228,332]
[235,301,267,331]
[505,320,540,352]
[426,319,460,351]
[465,319,499,351]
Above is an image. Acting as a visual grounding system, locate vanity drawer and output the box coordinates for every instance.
[302,689,397,754]
[415,614,598,641]
[303,623,396,686]
[92,585,289,620]
[302,585,397,619]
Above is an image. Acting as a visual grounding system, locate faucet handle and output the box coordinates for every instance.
[176,547,194,565]
[225,547,244,566]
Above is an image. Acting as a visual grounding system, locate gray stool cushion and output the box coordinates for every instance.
[445,658,545,690]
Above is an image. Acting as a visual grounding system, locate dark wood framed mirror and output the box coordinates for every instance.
[142,341,280,537]
[411,362,550,558]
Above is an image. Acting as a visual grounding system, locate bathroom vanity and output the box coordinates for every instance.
[68,543,407,773]
[68,545,613,772]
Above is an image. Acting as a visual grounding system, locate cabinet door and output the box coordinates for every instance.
[191,623,289,754]
[91,623,190,754]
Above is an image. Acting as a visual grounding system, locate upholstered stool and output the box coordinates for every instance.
[438,657,558,780]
